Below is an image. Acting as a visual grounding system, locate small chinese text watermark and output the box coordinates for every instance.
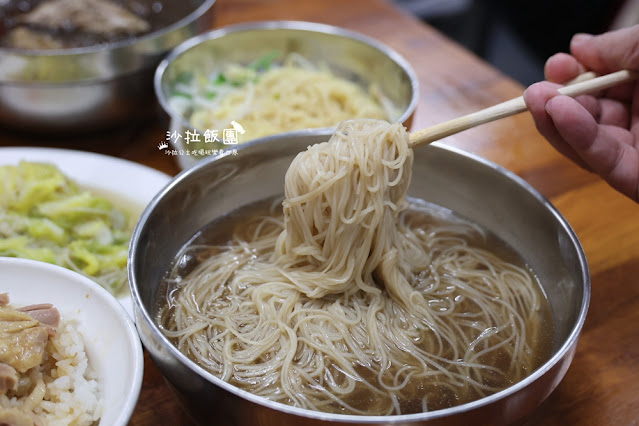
[159,121,246,156]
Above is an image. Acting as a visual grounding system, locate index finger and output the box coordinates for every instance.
[545,53,585,83]
[571,26,639,73]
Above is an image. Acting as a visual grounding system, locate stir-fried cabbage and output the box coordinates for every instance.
[0,161,132,296]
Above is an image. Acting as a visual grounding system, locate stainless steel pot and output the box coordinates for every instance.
[129,131,590,425]
[0,0,216,133]
[154,21,419,169]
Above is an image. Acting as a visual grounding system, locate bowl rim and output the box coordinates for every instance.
[1,256,145,426]
[129,132,591,423]
[0,0,217,57]
[153,20,420,133]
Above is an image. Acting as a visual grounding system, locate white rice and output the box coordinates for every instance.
[0,319,103,425]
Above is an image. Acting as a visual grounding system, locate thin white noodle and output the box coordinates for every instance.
[188,65,388,140]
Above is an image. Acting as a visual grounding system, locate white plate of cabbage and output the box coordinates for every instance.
[0,147,171,318]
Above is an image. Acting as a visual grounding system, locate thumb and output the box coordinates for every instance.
[570,25,639,74]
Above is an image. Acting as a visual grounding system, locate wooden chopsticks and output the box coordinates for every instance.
[408,70,639,148]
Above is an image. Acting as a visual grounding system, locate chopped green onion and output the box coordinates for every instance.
[214,73,227,85]
[248,50,280,72]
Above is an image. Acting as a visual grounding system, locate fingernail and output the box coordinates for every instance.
[571,33,593,48]
[544,97,559,117]
[545,104,553,116]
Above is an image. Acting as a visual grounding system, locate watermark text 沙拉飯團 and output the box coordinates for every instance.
[159,124,244,156]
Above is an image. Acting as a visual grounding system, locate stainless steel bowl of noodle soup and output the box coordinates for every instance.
[129,125,590,426]
[0,0,216,133]
[154,21,419,169]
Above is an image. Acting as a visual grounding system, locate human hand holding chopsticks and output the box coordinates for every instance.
[523,25,639,203]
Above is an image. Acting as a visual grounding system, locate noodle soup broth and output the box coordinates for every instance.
[156,196,553,416]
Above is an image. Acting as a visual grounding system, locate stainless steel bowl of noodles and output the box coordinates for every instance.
[0,0,216,133]
[154,21,419,169]
[129,121,590,425]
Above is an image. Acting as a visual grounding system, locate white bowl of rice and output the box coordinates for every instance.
[0,257,144,425]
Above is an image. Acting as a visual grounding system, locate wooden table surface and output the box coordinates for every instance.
[2,0,638,424]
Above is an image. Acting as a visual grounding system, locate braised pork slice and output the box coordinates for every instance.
[18,0,150,36]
